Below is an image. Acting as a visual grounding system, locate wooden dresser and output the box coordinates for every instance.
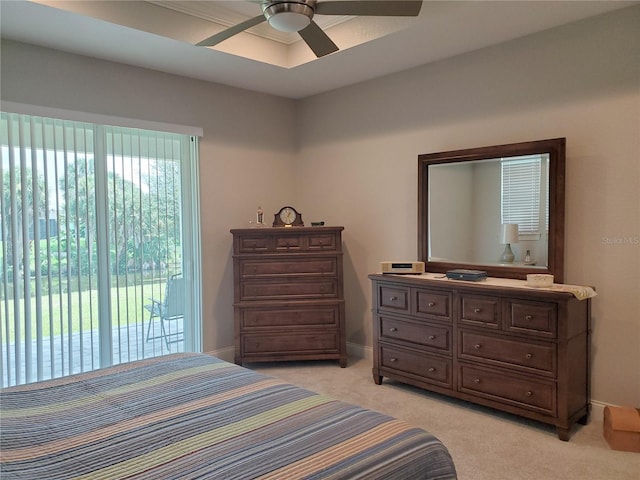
[231,227,347,367]
[370,273,592,440]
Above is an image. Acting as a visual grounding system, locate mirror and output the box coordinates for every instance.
[418,138,565,282]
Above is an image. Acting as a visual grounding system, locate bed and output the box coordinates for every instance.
[0,353,456,479]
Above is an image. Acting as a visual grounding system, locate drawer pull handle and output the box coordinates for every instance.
[474,308,482,313]
[390,296,397,301]
[526,391,533,397]
[428,367,436,373]
[474,378,481,384]
[390,357,398,363]
[389,327,398,332]
[428,302,436,307]
[525,315,533,321]
[526,353,533,359]
[474,344,481,350]
[428,335,436,340]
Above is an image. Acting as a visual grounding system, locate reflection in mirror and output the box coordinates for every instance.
[428,154,549,266]
[418,138,565,282]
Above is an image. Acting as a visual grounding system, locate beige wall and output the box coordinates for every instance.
[2,5,638,408]
[0,39,299,352]
[295,6,640,408]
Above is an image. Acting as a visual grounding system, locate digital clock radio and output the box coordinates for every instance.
[380,261,425,274]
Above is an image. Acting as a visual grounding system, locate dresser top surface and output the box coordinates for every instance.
[369,272,595,301]
[231,226,344,235]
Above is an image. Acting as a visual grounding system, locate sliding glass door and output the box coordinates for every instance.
[0,112,201,387]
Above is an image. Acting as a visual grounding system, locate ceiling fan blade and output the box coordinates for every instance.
[196,15,266,47]
[315,1,422,16]
[298,21,339,58]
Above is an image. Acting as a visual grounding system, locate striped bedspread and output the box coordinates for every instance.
[1,353,456,479]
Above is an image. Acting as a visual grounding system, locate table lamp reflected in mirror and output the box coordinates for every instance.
[500,223,519,263]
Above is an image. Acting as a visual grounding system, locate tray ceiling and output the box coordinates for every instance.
[1,1,636,99]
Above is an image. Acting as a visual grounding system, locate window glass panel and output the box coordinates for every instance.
[1,112,201,387]
[501,155,547,236]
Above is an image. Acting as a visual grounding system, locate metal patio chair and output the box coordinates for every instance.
[145,273,184,349]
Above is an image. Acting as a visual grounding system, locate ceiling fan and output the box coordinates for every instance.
[196,0,423,58]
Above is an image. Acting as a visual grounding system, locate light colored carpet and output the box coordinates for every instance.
[252,357,639,480]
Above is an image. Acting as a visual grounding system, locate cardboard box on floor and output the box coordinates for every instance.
[603,406,640,453]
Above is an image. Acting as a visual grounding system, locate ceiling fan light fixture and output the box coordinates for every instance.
[263,2,314,32]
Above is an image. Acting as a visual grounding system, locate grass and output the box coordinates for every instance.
[2,279,166,343]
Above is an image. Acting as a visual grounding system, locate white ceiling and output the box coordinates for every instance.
[1,1,636,99]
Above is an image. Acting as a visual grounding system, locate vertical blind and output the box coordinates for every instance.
[0,112,201,387]
[501,154,548,236]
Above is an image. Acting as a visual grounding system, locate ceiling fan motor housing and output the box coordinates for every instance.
[262,0,317,32]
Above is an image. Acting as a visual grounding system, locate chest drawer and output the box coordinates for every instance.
[506,300,557,338]
[233,229,341,254]
[307,232,339,251]
[243,331,339,355]
[415,289,452,321]
[378,285,410,312]
[240,304,340,328]
[380,345,452,388]
[239,257,337,277]
[236,235,270,253]
[274,234,304,251]
[459,330,556,376]
[273,232,340,252]
[240,278,338,301]
[459,365,556,415]
[379,316,451,352]
[459,294,500,329]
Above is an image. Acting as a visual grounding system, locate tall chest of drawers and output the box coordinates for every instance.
[370,273,591,440]
[232,227,347,367]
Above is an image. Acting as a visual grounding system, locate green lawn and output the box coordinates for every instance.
[2,280,166,342]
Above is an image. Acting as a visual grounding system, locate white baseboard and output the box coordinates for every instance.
[590,400,608,423]
[203,347,235,363]
[347,342,372,361]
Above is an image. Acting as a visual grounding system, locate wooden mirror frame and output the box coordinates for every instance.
[418,138,566,282]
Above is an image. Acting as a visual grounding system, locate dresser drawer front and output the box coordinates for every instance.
[243,332,339,355]
[236,235,271,253]
[240,279,338,301]
[233,229,342,254]
[459,331,556,376]
[415,289,452,321]
[507,301,558,338]
[381,345,452,387]
[460,295,500,328]
[239,257,337,277]
[379,316,451,352]
[241,305,340,328]
[274,234,304,251]
[307,233,339,251]
[378,285,410,312]
[459,365,556,415]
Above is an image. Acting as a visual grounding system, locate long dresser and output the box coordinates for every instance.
[231,227,347,367]
[370,273,592,440]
